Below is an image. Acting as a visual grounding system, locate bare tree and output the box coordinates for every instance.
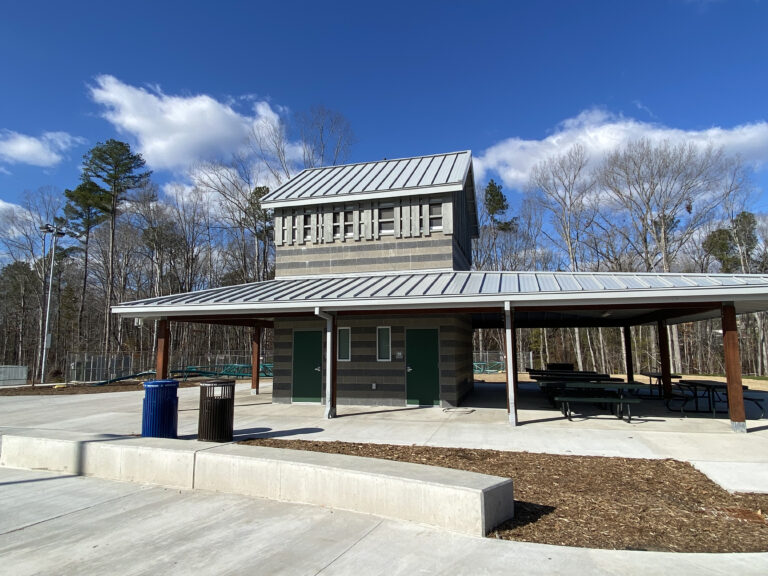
[527,144,596,370]
[297,106,354,168]
[598,139,736,372]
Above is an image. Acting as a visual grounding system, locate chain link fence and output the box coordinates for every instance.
[66,349,273,383]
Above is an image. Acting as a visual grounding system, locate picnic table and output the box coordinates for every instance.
[639,371,681,397]
[671,379,764,418]
[542,379,646,422]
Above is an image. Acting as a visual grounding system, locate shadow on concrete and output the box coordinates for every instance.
[337,406,431,418]
[232,427,272,439]
[238,427,324,440]
[0,474,74,487]
[233,402,273,408]
[748,423,768,433]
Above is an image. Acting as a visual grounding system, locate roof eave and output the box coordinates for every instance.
[111,285,768,319]
[262,183,464,209]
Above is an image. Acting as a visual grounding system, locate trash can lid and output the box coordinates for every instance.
[144,379,179,388]
[201,379,235,387]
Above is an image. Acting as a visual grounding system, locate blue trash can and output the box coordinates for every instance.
[142,380,179,438]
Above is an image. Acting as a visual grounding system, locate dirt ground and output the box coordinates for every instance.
[0,380,203,395]
[243,438,768,553]
[4,372,766,395]
[480,371,768,392]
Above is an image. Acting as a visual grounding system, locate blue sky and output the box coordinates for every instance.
[1,0,767,212]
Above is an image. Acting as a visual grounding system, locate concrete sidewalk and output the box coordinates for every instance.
[2,467,767,576]
[1,381,766,492]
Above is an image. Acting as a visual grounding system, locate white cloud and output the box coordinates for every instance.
[0,130,85,167]
[89,75,288,172]
[475,108,768,190]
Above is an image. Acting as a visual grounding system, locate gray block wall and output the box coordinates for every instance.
[275,235,456,276]
[273,313,474,407]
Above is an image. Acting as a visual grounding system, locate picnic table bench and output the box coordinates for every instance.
[667,379,765,418]
[547,381,647,422]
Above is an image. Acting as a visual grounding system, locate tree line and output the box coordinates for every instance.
[473,140,767,376]
[1,126,765,381]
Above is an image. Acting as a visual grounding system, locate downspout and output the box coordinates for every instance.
[315,307,336,419]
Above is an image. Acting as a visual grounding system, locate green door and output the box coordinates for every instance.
[406,328,440,406]
[292,330,322,402]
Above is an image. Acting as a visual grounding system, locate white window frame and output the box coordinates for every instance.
[378,204,395,236]
[344,208,355,238]
[337,327,351,362]
[376,326,391,362]
[428,200,443,231]
[332,210,342,239]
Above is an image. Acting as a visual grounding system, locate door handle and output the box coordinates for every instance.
[314,366,321,372]
[406,366,413,373]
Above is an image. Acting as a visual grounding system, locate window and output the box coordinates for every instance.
[429,201,443,231]
[332,210,342,239]
[303,212,312,242]
[344,209,354,237]
[378,205,394,235]
[291,211,299,243]
[337,327,351,361]
[377,326,391,362]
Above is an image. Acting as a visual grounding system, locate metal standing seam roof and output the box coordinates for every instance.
[112,270,768,318]
[261,151,472,208]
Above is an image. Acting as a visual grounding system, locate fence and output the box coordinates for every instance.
[66,349,274,383]
[0,365,28,386]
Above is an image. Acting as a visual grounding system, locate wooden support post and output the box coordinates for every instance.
[657,319,672,398]
[722,304,746,433]
[251,327,261,394]
[623,326,634,382]
[504,302,518,425]
[156,319,170,380]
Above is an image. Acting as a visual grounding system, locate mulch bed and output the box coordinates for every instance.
[0,381,202,395]
[241,438,768,553]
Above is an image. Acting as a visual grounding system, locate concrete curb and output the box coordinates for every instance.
[0,429,514,536]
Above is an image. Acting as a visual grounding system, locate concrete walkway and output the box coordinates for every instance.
[2,467,767,576]
[1,380,766,492]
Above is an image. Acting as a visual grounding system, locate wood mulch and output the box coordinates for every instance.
[0,381,202,395]
[242,438,768,553]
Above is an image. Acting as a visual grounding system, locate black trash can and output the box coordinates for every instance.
[142,379,179,438]
[198,379,235,442]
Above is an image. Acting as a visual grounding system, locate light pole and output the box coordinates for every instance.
[39,223,66,385]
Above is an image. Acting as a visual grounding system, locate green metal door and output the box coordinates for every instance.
[292,330,322,402]
[406,328,440,406]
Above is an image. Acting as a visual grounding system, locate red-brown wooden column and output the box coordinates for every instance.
[722,304,747,432]
[623,326,634,382]
[251,327,261,394]
[156,319,170,380]
[657,319,672,398]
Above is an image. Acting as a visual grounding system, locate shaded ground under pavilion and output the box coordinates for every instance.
[141,298,752,432]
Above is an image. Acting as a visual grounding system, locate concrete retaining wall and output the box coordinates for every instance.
[0,429,514,536]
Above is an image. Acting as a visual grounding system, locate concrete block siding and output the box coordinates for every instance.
[275,234,459,276]
[273,313,474,407]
